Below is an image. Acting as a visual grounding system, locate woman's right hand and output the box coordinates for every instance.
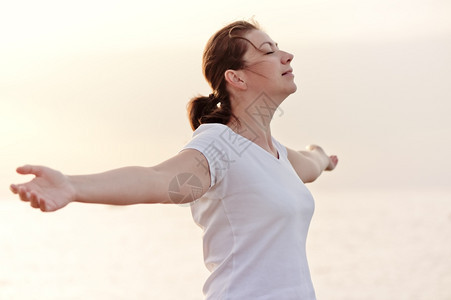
[10,165,76,212]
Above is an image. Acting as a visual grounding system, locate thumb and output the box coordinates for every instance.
[16,165,43,176]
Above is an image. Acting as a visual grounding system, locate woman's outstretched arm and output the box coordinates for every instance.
[10,149,211,212]
[287,145,338,183]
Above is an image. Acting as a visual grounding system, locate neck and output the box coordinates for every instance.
[227,91,283,157]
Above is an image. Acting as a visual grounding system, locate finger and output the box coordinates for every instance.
[18,187,30,202]
[30,197,40,208]
[29,192,42,209]
[39,199,47,212]
[30,192,39,203]
[330,156,338,169]
[306,144,318,151]
[10,184,18,194]
[16,165,43,176]
[331,155,338,165]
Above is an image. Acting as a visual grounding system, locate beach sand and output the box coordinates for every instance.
[1,188,450,299]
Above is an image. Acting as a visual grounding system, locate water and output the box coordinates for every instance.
[1,188,450,299]
[0,203,207,300]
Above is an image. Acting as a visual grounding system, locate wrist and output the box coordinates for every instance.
[67,175,81,203]
[306,145,329,170]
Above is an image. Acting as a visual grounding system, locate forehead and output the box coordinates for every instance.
[244,30,275,48]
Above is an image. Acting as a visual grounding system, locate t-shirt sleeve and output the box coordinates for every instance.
[182,124,234,187]
[272,137,288,160]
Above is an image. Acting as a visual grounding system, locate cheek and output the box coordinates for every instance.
[247,61,278,78]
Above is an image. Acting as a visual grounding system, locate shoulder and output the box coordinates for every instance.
[185,123,231,152]
[183,123,234,186]
[192,123,229,136]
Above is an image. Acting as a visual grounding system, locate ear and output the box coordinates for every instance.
[224,70,247,91]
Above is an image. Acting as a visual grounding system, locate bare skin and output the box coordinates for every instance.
[10,150,211,212]
[224,30,338,182]
[10,29,338,212]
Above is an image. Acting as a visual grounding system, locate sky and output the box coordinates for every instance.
[1,0,451,200]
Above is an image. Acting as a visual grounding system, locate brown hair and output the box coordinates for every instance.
[187,20,260,130]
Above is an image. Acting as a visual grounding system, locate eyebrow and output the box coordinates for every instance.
[259,41,278,48]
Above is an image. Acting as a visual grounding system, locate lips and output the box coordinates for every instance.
[282,69,293,76]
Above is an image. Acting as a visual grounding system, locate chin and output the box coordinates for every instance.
[288,83,297,94]
[279,86,297,102]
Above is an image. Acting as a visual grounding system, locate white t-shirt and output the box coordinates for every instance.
[183,123,316,300]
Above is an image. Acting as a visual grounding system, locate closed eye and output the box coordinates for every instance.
[261,42,279,55]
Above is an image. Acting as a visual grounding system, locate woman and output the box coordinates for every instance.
[11,20,338,299]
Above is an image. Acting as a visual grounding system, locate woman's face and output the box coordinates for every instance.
[241,30,297,99]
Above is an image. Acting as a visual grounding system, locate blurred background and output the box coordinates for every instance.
[1,0,450,299]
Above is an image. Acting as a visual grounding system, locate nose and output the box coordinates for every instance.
[281,51,294,64]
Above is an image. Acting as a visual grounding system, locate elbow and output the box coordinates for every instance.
[300,165,323,184]
[302,174,319,184]
[302,176,315,184]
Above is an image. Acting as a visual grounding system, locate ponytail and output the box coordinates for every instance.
[187,93,233,130]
